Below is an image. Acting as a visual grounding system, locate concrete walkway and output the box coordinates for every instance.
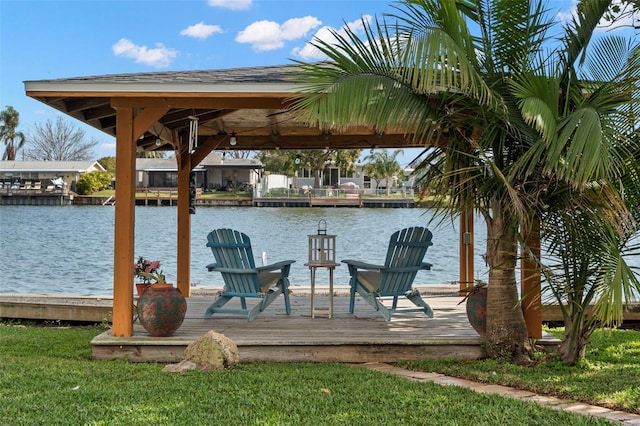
[362,363,640,425]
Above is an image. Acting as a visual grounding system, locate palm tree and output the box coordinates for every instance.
[0,106,26,160]
[290,0,638,361]
[511,3,640,363]
[257,149,362,189]
[364,149,404,195]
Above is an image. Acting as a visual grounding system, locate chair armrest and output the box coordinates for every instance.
[207,264,260,275]
[421,262,432,270]
[341,259,386,271]
[256,260,296,273]
[385,265,431,273]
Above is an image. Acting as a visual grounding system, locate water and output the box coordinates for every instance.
[0,205,492,295]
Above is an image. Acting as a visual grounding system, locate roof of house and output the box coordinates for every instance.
[0,161,105,173]
[136,157,263,171]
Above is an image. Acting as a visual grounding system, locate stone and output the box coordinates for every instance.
[163,330,239,373]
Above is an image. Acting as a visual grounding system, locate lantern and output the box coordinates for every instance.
[308,219,336,265]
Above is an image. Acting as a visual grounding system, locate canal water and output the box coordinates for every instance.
[1,205,489,295]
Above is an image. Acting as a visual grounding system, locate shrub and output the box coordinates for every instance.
[75,171,112,195]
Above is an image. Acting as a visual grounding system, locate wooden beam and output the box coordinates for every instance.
[176,139,192,298]
[191,136,222,167]
[132,107,170,140]
[65,97,111,113]
[521,218,542,339]
[82,103,115,121]
[112,107,136,337]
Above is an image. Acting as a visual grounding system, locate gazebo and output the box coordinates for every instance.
[24,64,540,338]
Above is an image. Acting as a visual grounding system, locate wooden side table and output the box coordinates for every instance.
[305,262,338,318]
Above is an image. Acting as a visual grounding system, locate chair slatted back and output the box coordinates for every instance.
[379,227,433,294]
[207,228,260,294]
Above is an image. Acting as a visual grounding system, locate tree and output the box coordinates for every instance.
[257,149,361,188]
[540,142,640,364]
[75,171,113,195]
[136,150,165,159]
[364,149,404,194]
[511,2,640,363]
[290,0,639,361]
[1,106,26,160]
[97,156,116,175]
[24,117,97,161]
[224,149,255,160]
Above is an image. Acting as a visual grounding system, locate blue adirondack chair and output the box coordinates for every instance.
[342,227,434,320]
[205,228,295,321]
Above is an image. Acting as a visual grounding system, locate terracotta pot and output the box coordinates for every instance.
[465,286,487,336]
[136,283,187,337]
[135,283,151,297]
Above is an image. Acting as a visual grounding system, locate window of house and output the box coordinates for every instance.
[299,168,313,178]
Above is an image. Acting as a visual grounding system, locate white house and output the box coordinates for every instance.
[0,160,106,191]
[135,153,263,191]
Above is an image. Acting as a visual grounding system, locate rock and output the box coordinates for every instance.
[162,360,198,373]
[163,330,239,373]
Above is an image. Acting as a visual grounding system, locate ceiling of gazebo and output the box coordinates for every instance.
[24,64,426,153]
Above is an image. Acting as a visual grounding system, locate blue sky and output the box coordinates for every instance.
[1,0,636,164]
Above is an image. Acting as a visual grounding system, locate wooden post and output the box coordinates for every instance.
[459,209,475,295]
[176,142,192,297]
[112,107,136,337]
[521,218,542,338]
[109,102,168,336]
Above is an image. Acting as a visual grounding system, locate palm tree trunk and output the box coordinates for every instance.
[559,307,592,365]
[484,202,530,361]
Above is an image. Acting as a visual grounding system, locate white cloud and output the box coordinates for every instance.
[99,142,116,156]
[236,16,322,52]
[292,15,372,60]
[208,0,252,11]
[556,0,638,32]
[291,26,335,60]
[112,38,177,68]
[180,22,223,39]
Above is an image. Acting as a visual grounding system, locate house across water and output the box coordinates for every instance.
[0,160,105,205]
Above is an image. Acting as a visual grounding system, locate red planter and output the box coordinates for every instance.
[136,283,187,337]
[465,286,487,336]
[135,283,151,297]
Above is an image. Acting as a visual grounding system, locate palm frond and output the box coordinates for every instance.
[557,0,613,87]
[484,0,553,74]
[509,73,559,145]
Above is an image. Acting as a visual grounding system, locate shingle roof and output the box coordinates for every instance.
[0,161,104,172]
[25,64,302,85]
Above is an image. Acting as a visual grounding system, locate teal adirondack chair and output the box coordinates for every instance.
[342,227,434,320]
[205,228,295,321]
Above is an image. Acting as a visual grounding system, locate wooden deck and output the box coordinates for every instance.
[1,287,566,363]
[89,288,560,363]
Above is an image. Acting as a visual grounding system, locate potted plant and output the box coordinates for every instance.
[133,256,187,337]
[458,280,487,336]
[133,256,163,296]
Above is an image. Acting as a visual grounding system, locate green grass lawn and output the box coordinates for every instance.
[400,328,640,415]
[0,323,629,425]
